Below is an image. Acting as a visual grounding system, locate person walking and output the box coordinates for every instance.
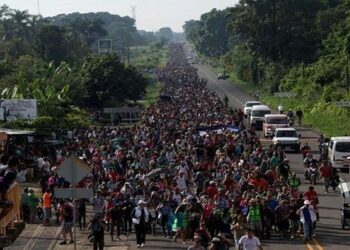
[28,188,40,224]
[319,161,333,194]
[297,200,317,243]
[20,187,30,222]
[88,215,105,250]
[296,108,303,126]
[58,200,74,245]
[238,228,263,250]
[132,200,149,248]
[42,189,52,226]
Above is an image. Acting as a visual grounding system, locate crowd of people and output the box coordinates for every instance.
[0,43,331,250]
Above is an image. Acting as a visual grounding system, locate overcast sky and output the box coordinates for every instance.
[2,0,238,32]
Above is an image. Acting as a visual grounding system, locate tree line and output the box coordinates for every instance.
[183,0,350,102]
[0,5,179,130]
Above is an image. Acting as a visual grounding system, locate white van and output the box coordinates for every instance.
[250,105,271,129]
[243,101,261,116]
[328,137,350,169]
[263,114,289,137]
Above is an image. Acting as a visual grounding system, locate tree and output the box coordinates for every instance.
[81,54,148,108]
[230,0,322,64]
[33,25,69,64]
[157,27,174,42]
[184,8,231,58]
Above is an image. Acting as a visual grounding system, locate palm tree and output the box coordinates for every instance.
[6,9,30,40]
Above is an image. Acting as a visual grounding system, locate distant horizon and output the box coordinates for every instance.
[1,0,238,32]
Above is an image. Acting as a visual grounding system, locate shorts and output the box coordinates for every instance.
[61,221,74,233]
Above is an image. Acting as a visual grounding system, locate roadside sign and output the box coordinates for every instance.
[55,188,93,199]
[335,101,350,107]
[56,157,92,250]
[0,99,37,121]
[98,39,112,55]
[57,157,91,185]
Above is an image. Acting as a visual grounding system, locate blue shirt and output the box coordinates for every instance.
[303,207,312,222]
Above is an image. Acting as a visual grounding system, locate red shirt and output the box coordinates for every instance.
[207,186,218,198]
[304,190,319,204]
[320,166,332,177]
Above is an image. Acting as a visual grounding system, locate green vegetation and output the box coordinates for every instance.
[184,0,350,137]
[138,82,163,108]
[0,5,173,133]
[129,43,169,69]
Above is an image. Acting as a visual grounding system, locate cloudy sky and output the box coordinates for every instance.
[2,0,238,32]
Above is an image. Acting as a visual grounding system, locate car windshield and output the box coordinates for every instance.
[252,110,270,117]
[266,118,288,124]
[276,131,297,137]
[246,102,260,107]
[335,142,350,152]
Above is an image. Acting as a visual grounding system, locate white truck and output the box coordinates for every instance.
[243,101,261,116]
[272,128,301,152]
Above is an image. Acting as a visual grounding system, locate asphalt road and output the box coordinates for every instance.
[9,51,350,250]
[195,61,350,250]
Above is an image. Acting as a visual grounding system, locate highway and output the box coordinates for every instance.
[8,55,350,250]
[195,61,350,250]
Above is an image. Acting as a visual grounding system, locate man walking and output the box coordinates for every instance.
[132,200,149,248]
[238,228,263,250]
[42,189,52,226]
[297,200,317,243]
[319,161,333,194]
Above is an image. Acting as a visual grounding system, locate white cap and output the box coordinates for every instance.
[304,200,310,205]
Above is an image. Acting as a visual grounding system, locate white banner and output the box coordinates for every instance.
[0,99,37,121]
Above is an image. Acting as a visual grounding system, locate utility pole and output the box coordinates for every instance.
[131,5,136,21]
[37,0,41,15]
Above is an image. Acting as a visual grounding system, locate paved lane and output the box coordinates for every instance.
[195,61,350,250]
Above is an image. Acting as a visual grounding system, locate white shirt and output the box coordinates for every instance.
[239,235,261,250]
[176,175,187,190]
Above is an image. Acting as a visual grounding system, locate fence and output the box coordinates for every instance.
[0,182,20,236]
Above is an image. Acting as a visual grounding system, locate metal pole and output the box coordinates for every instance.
[73,191,76,250]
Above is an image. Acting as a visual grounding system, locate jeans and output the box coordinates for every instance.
[303,221,313,240]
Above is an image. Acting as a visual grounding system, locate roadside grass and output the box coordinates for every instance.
[209,63,350,137]
[138,82,163,108]
[129,45,168,69]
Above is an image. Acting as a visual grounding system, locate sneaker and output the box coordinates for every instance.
[141,243,145,248]
[137,244,141,248]
[59,241,67,245]
[69,240,74,244]
[290,235,295,239]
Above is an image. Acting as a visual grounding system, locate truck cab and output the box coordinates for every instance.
[263,114,289,137]
[250,105,271,130]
